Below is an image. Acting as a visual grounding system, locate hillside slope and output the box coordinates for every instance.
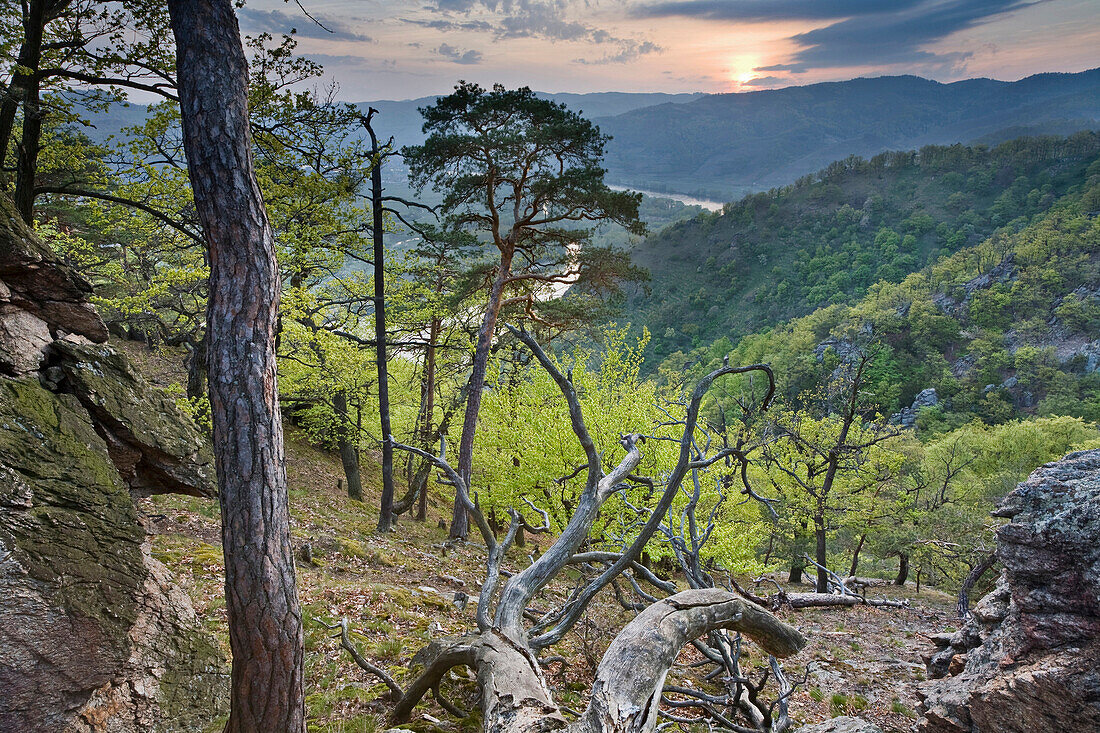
[626,133,1100,364]
[596,69,1100,199]
[661,160,1100,426]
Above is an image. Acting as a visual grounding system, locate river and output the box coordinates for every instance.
[608,184,725,212]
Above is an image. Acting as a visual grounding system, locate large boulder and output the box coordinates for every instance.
[46,340,216,498]
[0,195,227,732]
[917,449,1100,733]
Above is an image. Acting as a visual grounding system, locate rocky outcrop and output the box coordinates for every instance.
[890,387,938,427]
[46,341,216,498]
[917,449,1100,733]
[0,200,107,377]
[0,194,227,732]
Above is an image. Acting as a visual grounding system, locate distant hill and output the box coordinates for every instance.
[82,91,704,150]
[595,69,1100,200]
[624,132,1100,365]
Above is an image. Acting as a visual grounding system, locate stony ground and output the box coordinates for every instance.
[122,341,957,733]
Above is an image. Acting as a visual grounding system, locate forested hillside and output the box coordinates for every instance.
[596,69,1100,199]
[658,156,1100,427]
[629,133,1100,363]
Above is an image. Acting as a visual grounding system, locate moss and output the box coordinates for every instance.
[0,378,143,637]
[1,371,228,732]
[338,537,369,559]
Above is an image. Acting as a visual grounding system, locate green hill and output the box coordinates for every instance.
[656,156,1100,428]
[628,133,1100,365]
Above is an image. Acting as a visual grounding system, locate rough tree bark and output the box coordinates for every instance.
[166,1,305,730]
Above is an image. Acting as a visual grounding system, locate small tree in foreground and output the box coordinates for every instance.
[334,328,807,733]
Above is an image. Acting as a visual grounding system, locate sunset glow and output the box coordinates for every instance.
[234,0,1100,99]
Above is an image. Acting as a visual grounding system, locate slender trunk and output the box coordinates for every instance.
[849,533,866,578]
[185,336,207,401]
[814,512,828,594]
[167,2,305,730]
[8,0,47,222]
[413,317,438,520]
[333,390,363,501]
[895,552,909,586]
[14,78,42,222]
[957,551,997,619]
[762,532,775,567]
[0,0,47,170]
[451,248,514,539]
[363,112,395,532]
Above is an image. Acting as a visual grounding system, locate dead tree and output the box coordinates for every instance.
[337,327,806,732]
[647,447,806,731]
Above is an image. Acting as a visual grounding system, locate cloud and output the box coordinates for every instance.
[304,54,397,70]
[435,43,484,64]
[416,0,662,65]
[238,8,373,42]
[574,40,663,65]
[638,0,924,22]
[639,0,1048,73]
[403,18,495,33]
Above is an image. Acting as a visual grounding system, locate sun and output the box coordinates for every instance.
[738,70,755,85]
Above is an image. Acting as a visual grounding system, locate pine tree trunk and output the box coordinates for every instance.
[452,249,514,539]
[167,1,306,730]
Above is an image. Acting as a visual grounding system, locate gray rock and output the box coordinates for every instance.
[0,308,51,375]
[49,341,216,498]
[917,450,1100,733]
[890,387,939,428]
[0,196,107,344]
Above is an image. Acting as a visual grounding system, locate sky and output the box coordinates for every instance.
[237,0,1100,100]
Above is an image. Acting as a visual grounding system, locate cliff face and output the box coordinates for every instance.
[0,195,227,732]
[917,449,1100,733]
